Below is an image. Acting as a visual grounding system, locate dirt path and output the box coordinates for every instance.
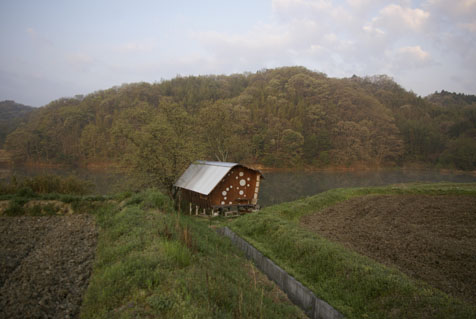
[301,194,476,304]
[0,215,97,319]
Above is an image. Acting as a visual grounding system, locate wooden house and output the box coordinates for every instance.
[174,161,263,215]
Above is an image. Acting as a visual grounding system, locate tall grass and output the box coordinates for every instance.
[230,183,476,319]
[81,189,304,318]
[0,177,109,216]
[0,174,93,195]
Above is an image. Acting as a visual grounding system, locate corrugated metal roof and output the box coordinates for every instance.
[174,160,259,195]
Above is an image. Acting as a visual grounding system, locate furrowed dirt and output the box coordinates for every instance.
[301,194,476,305]
[0,215,97,319]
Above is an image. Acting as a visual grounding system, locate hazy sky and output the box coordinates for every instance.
[1,0,475,107]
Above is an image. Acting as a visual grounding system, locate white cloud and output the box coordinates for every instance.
[192,23,293,72]
[371,4,430,32]
[397,45,431,63]
[425,0,476,19]
[191,2,436,79]
[272,0,333,16]
[384,45,435,79]
[272,0,355,30]
[421,0,476,71]
[346,0,373,8]
[93,1,474,96]
[362,24,385,37]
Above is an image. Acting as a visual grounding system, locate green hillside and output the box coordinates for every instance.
[0,100,34,147]
[4,67,476,175]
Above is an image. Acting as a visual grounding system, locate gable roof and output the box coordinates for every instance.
[174,160,261,195]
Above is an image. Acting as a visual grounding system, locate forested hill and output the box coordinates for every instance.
[0,100,34,147]
[4,67,476,171]
[426,91,476,108]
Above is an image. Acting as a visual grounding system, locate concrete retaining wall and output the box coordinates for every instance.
[217,227,344,319]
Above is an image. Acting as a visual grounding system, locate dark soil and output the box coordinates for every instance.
[0,215,97,319]
[301,194,476,304]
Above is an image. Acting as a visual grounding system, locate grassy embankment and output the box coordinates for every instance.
[80,189,305,318]
[230,182,476,319]
[0,175,107,216]
[1,176,303,318]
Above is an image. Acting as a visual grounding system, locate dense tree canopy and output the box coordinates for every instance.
[0,100,33,147]
[4,68,476,192]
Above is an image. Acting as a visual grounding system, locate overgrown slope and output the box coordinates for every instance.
[81,189,305,318]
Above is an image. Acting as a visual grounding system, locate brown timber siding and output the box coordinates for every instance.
[181,189,210,209]
[209,166,259,207]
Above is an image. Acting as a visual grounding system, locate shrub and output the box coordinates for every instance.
[18,187,34,197]
[4,198,27,216]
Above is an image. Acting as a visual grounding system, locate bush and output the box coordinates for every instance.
[18,187,34,197]
[4,198,28,216]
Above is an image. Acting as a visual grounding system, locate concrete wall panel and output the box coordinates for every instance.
[217,227,343,319]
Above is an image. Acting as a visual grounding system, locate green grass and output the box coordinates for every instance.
[264,182,476,222]
[0,174,93,195]
[230,182,476,319]
[0,175,109,215]
[81,188,304,319]
[1,192,110,216]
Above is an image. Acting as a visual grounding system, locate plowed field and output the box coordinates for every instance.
[0,215,97,319]
[301,194,476,304]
